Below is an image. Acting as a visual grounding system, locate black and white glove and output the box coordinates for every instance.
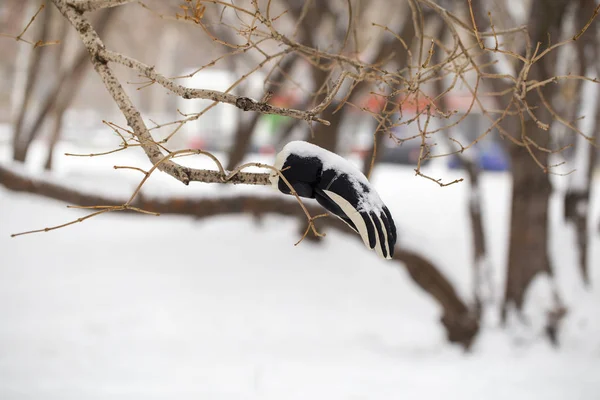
[270,141,397,259]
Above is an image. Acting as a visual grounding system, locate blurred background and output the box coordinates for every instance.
[1,0,599,399]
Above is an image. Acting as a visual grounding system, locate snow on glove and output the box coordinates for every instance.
[269,141,397,259]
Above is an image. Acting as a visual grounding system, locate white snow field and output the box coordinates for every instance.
[1,143,599,399]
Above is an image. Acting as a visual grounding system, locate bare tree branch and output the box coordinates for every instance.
[68,0,133,12]
[51,0,273,186]
[0,162,478,349]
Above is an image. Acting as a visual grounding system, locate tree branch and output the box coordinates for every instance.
[67,0,133,12]
[100,49,330,126]
[1,163,478,349]
[51,0,271,186]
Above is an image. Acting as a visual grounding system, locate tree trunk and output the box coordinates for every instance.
[19,9,116,165]
[5,1,32,119]
[361,126,386,178]
[562,0,600,286]
[503,123,553,314]
[434,22,491,313]
[564,86,600,286]
[226,54,298,170]
[361,15,417,177]
[501,0,570,325]
[307,67,342,152]
[308,100,344,152]
[12,2,53,162]
[44,108,66,171]
[394,249,479,349]
[43,13,70,171]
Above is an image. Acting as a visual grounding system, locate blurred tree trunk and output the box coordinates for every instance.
[394,250,479,349]
[12,2,53,162]
[501,0,570,324]
[226,54,298,170]
[562,0,600,286]
[361,125,386,177]
[12,9,116,168]
[464,158,488,313]
[307,68,344,153]
[43,15,70,170]
[3,1,31,114]
[43,58,90,171]
[307,104,344,152]
[283,0,345,153]
[226,112,261,169]
[564,88,600,285]
[434,25,490,313]
[361,13,416,176]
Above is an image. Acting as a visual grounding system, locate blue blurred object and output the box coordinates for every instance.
[448,141,510,171]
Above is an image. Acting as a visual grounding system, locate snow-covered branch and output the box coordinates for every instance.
[99,49,330,126]
[51,0,271,186]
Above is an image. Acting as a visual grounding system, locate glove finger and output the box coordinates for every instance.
[369,211,388,259]
[359,211,376,250]
[322,189,372,248]
[379,211,394,258]
[382,206,397,245]
[375,212,391,259]
[315,190,358,233]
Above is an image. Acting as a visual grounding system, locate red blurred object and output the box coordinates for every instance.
[359,92,497,114]
[360,92,436,113]
[397,94,436,113]
[362,95,386,113]
[269,93,298,108]
[258,145,275,155]
[188,136,206,149]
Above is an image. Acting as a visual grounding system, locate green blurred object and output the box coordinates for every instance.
[264,113,286,134]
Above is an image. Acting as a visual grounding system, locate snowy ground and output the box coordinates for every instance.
[1,142,599,399]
